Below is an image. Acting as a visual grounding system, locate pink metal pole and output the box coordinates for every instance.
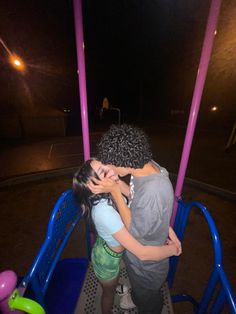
[171,0,222,226]
[73,0,90,161]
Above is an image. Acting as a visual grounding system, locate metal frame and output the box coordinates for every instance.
[168,200,236,313]
[20,189,89,313]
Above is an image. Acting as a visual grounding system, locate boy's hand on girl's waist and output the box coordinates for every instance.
[166,239,182,256]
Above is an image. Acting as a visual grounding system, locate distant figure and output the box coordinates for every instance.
[100,97,121,125]
[102,97,110,110]
[89,124,176,314]
[73,158,181,314]
[100,97,110,120]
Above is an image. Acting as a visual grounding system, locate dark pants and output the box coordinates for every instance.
[130,280,163,314]
[125,262,164,314]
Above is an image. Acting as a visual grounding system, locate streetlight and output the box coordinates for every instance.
[0,38,26,72]
[0,38,26,137]
[9,54,25,71]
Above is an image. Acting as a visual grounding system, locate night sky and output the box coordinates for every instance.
[0,0,235,132]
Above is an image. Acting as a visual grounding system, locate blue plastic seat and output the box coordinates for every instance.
[168,200,236,314]
[19,189,89,314]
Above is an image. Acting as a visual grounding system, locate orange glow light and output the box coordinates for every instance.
[9,54,26,71]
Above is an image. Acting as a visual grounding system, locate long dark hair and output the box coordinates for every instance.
[73,158,113,217]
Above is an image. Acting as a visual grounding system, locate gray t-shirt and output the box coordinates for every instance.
[123,161,174,290]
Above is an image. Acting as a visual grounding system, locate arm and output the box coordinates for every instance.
[88,177,131,228]
[91,198,182,261]
[113,226,181,261]
[111,186,131,228]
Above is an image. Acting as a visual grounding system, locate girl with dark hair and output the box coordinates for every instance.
[73,158,181,314]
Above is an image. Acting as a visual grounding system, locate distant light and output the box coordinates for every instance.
[214,30,217,35]
[9,54,26,71]
[211,106,218,112]
[13,59,21,66]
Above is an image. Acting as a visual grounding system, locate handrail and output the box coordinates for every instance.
[169,200,236,313]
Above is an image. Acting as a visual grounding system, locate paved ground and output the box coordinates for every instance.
[0,124,235,313]
[0,124,235,192]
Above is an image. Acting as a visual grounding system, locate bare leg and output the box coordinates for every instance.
[99,275,119,314]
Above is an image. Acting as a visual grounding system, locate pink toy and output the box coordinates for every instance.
[0,270,23,314]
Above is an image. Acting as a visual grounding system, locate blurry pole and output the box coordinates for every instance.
[171,0,222,226]
[73,0,90,161]
[0,38,12,55]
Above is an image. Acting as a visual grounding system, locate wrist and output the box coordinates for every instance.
[167,243,176,256]
[111,186,121,198]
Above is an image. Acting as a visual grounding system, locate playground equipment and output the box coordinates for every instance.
[1,190,235,313]
[20,189,89,314]
[0,271,45,314]
[169,200,236,313]
[0,189,89,314]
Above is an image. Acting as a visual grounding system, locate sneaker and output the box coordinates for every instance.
[120,292,136,310]
[116,283,129,296]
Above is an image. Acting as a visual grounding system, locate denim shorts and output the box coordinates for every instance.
[91,236,123,281]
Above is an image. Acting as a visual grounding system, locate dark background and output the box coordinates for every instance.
[0,0,235,134]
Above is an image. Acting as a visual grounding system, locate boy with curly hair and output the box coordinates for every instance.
[89,124,180,314]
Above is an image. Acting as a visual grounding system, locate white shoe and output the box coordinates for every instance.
[116,283,129,296]
[120,293,136,310]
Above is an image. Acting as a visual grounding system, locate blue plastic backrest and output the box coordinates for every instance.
[168,200,236,313]
[21,189,82,305]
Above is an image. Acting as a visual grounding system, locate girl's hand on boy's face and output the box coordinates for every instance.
[99,164,119,181]
[88,177,120,194]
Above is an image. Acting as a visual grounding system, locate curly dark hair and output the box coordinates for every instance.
[72,158,113,217]
[97,124,152,169]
